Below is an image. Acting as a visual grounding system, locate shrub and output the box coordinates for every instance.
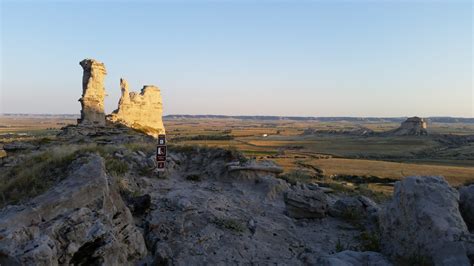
[124,141,155,154]
[105,157,129,176]
[278,169,314,185]
[357,231,381,252]
[335,238,350,252]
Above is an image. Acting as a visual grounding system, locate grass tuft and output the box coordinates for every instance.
[0,146,78,206]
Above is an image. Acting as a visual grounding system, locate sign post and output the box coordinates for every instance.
[156,134,167,171]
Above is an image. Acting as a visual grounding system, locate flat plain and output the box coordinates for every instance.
[1,115,473,191]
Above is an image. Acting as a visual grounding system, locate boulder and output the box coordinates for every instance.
[78,59,107,126]
[459,184,474,231]
[329,195,380,227]
[0,154,147,265]
[315,250,392,266]
[3,141,37,152]
[107,78,165,138]
[284,186,328,219]
[379,176,470,265]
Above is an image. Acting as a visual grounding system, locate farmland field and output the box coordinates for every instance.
[1,115,473,192]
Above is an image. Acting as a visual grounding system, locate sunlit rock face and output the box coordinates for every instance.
[78,59,107,126]
[108,78,165,138]
[391,116,428,136]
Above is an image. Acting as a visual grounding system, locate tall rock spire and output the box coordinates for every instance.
[78,59,107,126]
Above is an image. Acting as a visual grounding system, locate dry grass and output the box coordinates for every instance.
[273,157,474,187]
[0,145,79,206]
[0,143,130,206]
[2,116,473,195]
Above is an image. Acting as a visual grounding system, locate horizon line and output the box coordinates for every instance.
[1,113,473,119]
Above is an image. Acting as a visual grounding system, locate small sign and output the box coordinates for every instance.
[157,161,165,170]
[157,145,167,156]
[158,134,166,145]
[156,135,167,171]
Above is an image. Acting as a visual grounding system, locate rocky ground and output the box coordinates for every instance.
[0,126,473,265]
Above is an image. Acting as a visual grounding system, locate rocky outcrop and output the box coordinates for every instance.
[107,78,165,138]
[78,59,107,126]
[0,154,147,265]
[379,176,471,265]
[141,149,364,264]
[315,250,392,266]
[389,117,427,136]
[3,141,37,152]
[284,185,328,219]
[329,195,380,227]
[227,160,284,174]
[460,184,474,231]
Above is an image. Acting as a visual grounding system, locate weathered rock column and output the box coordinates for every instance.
[107,78,165,138]
[78,59,107,126]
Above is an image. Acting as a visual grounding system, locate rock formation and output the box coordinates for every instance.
[107,78,165,138]
[389,117,428,136]
[0,154,147,265]
[379,176,472,265]
[284,185,328,219]
[3,141,37,152]
[460,184,474,231]
[142,147,382,264]
[329,195,380,228]
[78,59,107,126]
[316,250,392,265]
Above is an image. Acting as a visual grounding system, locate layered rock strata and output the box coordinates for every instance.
[108,78,165,138]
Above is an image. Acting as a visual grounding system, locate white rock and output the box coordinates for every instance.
[108,78,165,138]
[78,59,107,126]
[379,176,470,265]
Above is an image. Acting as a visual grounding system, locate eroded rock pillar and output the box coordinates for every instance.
[78,59,107,126]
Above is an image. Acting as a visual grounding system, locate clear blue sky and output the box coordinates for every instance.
[1,0,472,117]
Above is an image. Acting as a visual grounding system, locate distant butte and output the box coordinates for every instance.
[389,116,428,136]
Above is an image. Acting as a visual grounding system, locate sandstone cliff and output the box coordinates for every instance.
[78,59,107,126]
[389,116,428,136]
[107,78,165,138]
